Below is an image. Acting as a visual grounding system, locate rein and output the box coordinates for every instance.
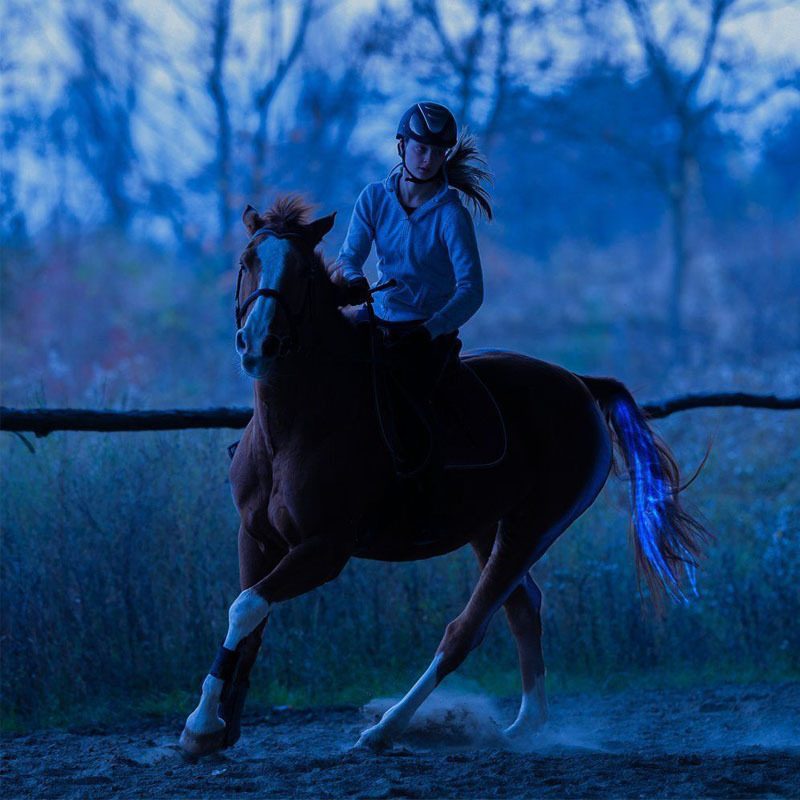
[235,227,417,477]
[235,227,316,357]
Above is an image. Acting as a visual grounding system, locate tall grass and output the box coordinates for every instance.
[1,379,798,731]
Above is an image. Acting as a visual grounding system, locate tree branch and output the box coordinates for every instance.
[255,0,315,111]
[482,2,511,149]
[411,0,464,73]
[720,72,800,114]
[683,0,735,102]
[208,0,232,244]
[622,0,679,108]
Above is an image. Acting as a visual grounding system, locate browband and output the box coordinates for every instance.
[249,227,302,241]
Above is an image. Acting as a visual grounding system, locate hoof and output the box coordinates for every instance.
[502,717,546,742]
[354,723,394,752]
[179,723,228,757]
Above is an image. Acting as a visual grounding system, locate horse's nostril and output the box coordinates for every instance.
[262,335,279,358]
[236,330,247,354]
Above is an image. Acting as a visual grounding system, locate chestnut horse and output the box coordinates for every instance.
[180,198,708,755]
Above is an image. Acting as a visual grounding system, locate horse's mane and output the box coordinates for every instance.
[261,195,312,234]
[259,195,338,287]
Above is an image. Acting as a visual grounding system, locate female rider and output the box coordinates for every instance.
[335,101,493,475]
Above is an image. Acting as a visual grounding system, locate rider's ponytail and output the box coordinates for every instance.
[445,130,493,221]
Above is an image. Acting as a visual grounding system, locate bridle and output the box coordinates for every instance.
[234,227,317,357]
[234,224,419,477]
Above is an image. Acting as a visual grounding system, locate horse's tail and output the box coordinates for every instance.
[579,375,712,608]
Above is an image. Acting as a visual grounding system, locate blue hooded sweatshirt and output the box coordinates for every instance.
[336,167,484,340]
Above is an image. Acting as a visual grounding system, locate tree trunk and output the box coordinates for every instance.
[668,175,688,364]
[209,0,233,256]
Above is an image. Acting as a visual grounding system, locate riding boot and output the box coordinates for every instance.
[381,323,459,513]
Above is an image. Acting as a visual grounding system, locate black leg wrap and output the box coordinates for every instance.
[219,679,250,748]
[217,625,266,749]
[209,644,240,682]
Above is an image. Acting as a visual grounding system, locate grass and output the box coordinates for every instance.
[1,361,798,732]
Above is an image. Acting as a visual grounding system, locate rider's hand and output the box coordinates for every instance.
[343,276,371,306]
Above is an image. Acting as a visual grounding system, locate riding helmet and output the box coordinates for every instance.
[396,102,458,149]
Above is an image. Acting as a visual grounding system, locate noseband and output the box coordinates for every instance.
[234,227,317,357]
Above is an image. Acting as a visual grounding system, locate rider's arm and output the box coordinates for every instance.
[424,204,484,340]
[336,185,375,282]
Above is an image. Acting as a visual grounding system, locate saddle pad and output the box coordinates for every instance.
[434,361,507,470]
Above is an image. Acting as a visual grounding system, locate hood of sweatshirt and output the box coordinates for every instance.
[382,166,461,220]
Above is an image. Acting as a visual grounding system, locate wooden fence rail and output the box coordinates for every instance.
[1,392,798,439]
[0,407,252,438]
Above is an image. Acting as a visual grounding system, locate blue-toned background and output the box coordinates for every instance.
[1,0,798,728]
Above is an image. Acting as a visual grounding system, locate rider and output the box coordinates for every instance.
[335,101,492,476]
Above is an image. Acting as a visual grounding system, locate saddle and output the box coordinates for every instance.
[226,314,508,475]
[353,351,509,546]
[379,353,507,473]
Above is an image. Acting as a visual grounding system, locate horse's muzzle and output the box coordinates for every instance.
[261,334,281,358]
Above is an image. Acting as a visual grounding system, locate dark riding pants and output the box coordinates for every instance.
[354,307,462,471]
[382,323,461,399]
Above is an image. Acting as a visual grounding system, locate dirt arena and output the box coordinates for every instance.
[2,682,798,798]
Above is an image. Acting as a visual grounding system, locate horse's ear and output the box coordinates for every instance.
[242,204,260,234]
[304,212,336,247]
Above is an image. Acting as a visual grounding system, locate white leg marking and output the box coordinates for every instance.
[223,587,271,650]
[504,674,548,738]
[184,589,270,737]
[356,652,444,750]
[185,674,226,735]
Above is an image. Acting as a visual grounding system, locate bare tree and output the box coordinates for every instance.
[0,0,33,245]
[412,0,492,122]
[282,3,404,201]
[481,2,513,150]
[408,0,522,145]
[622,0,735,360]
[250,0,316,199]
[573,0,798,361]
[60,0,144,229]
[175,0,319,253]
[208,0,234,251]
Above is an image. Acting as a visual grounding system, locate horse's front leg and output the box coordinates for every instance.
[216,525,283,747]
[180,527,278,756]
[180,534,352,756]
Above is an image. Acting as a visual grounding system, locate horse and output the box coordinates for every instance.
[179,197,709,756]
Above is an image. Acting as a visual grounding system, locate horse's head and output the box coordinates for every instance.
[235,197,335,379]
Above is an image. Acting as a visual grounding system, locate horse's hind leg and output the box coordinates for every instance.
[356,523,531,751]
[471,537,548,737]
[502,576,548,735]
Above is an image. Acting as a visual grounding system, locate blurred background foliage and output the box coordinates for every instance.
[1,0,798,729]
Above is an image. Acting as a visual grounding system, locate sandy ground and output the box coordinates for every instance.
[2,682,798,799]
